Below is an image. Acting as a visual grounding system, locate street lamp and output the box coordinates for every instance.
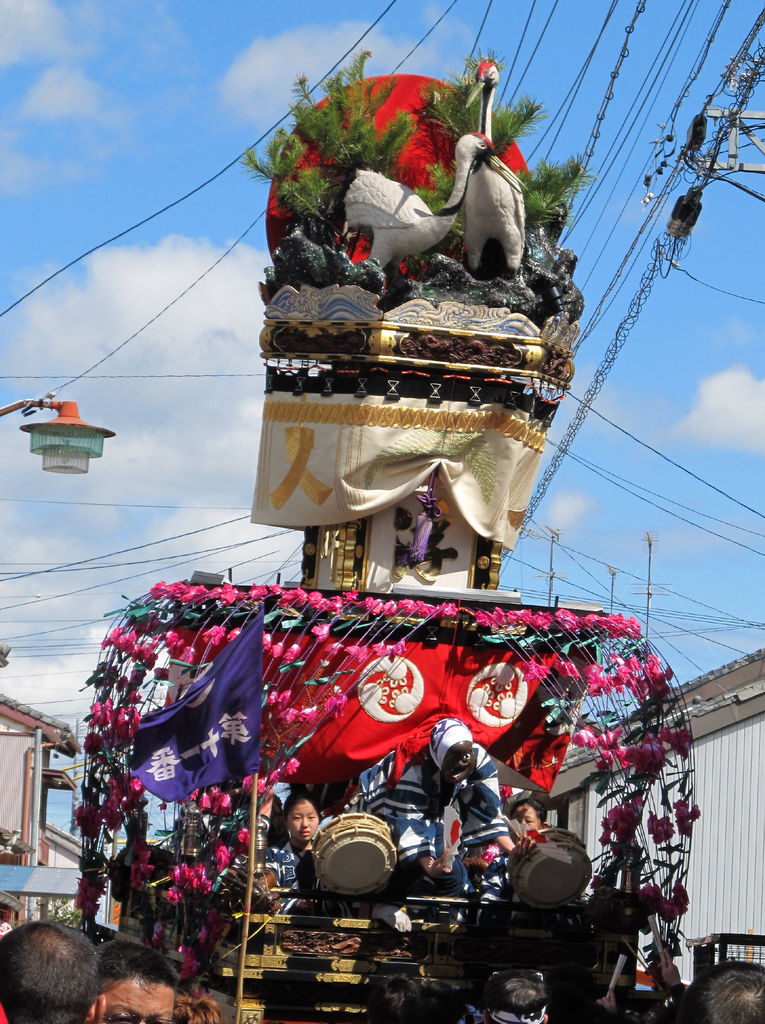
[1,396,115,474]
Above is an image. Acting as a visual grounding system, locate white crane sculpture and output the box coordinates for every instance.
[463,60,526,275]
[344,132,493,271]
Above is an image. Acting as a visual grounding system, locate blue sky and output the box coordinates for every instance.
[2,0,765,752]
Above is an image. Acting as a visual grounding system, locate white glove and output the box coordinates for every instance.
[372,904,412,933]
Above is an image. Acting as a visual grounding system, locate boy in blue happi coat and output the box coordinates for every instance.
[355,718,510,912]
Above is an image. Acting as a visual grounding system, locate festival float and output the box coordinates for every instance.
[76,55,698,1022]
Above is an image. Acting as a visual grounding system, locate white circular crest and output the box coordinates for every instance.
[357,655,424,723]
[467,662,529,728]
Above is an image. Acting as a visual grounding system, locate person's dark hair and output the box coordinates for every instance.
[173,991,224,1024]
[266,793,287,846]
[676,960,765,1024]
[366,974,464,1024]
[545,962,611,1024]
[97,939,178,990]
[546,963,596,997]
[483,969,549,1021]
[0,921,99,1024]
[283,789,322,817]
[508,796,547,822]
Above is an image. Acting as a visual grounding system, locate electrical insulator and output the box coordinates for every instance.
[686,113,707,151]
[667,188,702,238]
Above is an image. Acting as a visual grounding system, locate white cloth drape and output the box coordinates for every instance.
[251,393,548,547]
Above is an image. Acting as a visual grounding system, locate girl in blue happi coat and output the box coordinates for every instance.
[266,789,321,911]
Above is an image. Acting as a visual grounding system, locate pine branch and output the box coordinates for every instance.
[520,156,593,225]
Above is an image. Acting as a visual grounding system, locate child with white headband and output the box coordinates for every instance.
[482,969,549,1024]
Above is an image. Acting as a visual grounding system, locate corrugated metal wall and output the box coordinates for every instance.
[577,710,765,980]
[678,710,765,978]
[0,733,34,834]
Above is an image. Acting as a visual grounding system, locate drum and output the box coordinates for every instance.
[312,813,397,895]
[510,827,592,908]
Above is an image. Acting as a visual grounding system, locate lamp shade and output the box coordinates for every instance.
[20,401,115,474]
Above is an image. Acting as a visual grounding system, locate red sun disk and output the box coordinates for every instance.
[450,819,462,846]
[265,74,527,258]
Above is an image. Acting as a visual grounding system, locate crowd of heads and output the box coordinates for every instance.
[675,961,765,1024]
[0,918,764,1024]
[365,959,765,1024]
[0,924,227,1024]
[97,939,179,1023]
[482,969,549,1024]
[0,921,101,1024]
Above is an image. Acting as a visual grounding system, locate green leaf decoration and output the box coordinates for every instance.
[518,157,593,225]
[242,51,416,243]
[243,49,593,245]
[363,429,497,503]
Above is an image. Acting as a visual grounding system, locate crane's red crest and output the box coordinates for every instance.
[476,60,497,81]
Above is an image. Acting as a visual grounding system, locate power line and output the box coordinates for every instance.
[578,0,649,173]
[528,0,619,162]
[0,516,251,582]
[505,0,561,107]
[0,533,292,614]
[0,535,287,577]
[0,373,264,380]
[671,261,765,305]
[575,395,765,522]
[525,232,669,523]
[570,0,734,271]
[558,442,765,541]
[0,1,401,324]
[57,216,264,392]
[541,529,765,629]
[526,10,756,514]
[391,0,461,73]
[570,0,698,234]
[510,551,752,660]
[4,620,106,642]
[554,440,765,560]
[469,0,494,58]
[0,497,249,511]
[499,0,537,105]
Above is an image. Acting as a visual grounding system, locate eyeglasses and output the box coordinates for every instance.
[104,1015,176,1024]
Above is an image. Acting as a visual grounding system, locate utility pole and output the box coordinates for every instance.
[546,528,561,607]
[704,107,765,175]
[629,533,669,642]
[607,565,618,614]
[644,532,655,640]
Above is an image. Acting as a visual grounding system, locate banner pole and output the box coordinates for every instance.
[235,772,259,1024]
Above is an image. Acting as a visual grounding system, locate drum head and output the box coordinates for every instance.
[313,814,397,895]
[512,827,592,908]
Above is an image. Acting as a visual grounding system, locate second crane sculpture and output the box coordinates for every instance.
[464,60,526,276]
[344,132,493,271]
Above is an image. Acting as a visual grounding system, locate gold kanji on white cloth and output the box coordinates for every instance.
[251,394,549,547]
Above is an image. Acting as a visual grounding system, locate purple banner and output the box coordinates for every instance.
[130,611,263,802]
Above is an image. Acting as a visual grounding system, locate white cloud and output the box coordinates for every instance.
[0,0,72,67]
[708,315,761,349]
[0,233,302,710]
[0,128,51,194]
[0,127,89,195]
[219,21,461,126]
[542,490,596,533]
[21,64,114,122]
[675,365,765,454]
